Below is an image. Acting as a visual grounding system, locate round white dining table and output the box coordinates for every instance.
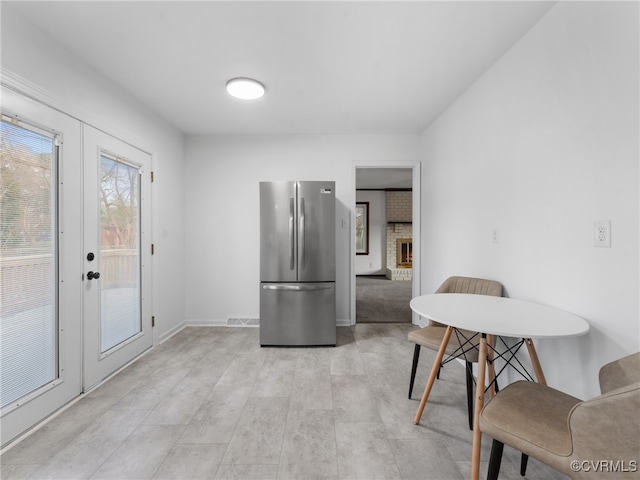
[409,293,589,480]
[410,293,589,339]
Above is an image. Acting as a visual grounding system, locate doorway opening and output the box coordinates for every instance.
[353,166,419,324]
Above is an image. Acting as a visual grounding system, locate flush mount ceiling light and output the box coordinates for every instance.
[226,77,265,100]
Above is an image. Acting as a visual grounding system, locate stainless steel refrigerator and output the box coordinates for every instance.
[260,181,336,346]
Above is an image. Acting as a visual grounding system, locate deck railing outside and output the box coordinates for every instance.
[0,250,137,316]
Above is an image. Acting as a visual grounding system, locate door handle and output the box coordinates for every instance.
[299,197,305,268]
[87,271,100,280]
[289,197,295,270]
[262,284,332,291]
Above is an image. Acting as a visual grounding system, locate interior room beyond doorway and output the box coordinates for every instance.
[355,167,414,323]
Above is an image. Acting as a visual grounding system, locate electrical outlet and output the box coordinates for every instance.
[594,220,611,248]
[491,228,500,244]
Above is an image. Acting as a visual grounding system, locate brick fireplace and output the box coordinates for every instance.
[385,191,412,281]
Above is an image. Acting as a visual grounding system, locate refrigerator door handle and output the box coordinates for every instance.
[289,196,295,270]
[299,197,305,268]
[262,284,333,291]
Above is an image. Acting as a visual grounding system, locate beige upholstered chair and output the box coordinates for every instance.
[480,352,640,480]
[407,276,503,429]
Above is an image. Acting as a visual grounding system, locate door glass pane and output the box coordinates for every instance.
[99,154,140,352]
[0,118,57,409]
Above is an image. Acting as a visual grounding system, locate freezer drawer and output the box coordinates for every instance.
[260,282,336,346]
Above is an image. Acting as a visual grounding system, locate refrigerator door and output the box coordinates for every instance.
[297,181,335,282]
[260,181,297,282]
[260,282,336,346]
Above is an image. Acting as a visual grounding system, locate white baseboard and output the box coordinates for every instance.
[158,320,186,344]
[184,318,228,327]
[184,318,352,327]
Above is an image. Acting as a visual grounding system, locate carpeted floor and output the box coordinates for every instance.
[356,275,413,323]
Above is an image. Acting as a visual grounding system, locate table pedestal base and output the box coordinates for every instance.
[413,331,548,480]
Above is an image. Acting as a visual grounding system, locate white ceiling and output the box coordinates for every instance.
[4,1,555,136]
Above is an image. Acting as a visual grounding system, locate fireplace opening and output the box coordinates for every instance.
[396,238,412,268]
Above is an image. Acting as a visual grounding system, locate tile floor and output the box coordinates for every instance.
[1,324,567,480]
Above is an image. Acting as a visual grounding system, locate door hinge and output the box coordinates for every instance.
[152,316,155,327]
[151,244,155,255]
[151,171,154,183]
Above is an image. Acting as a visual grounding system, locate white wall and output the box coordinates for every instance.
[1,9,187,342]
[355,190,386,275]
[419,2,639,399]
[184,135,418,325]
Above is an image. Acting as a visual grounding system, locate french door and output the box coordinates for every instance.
[0,86,153,448]
[0,86,82,447]
[82,125,152,390]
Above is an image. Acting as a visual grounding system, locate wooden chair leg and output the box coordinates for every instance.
[414,326,454,425]
[408,344,420,399]
[520,454,529,476]
[465,361,474,430]
[487,439,504,480]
